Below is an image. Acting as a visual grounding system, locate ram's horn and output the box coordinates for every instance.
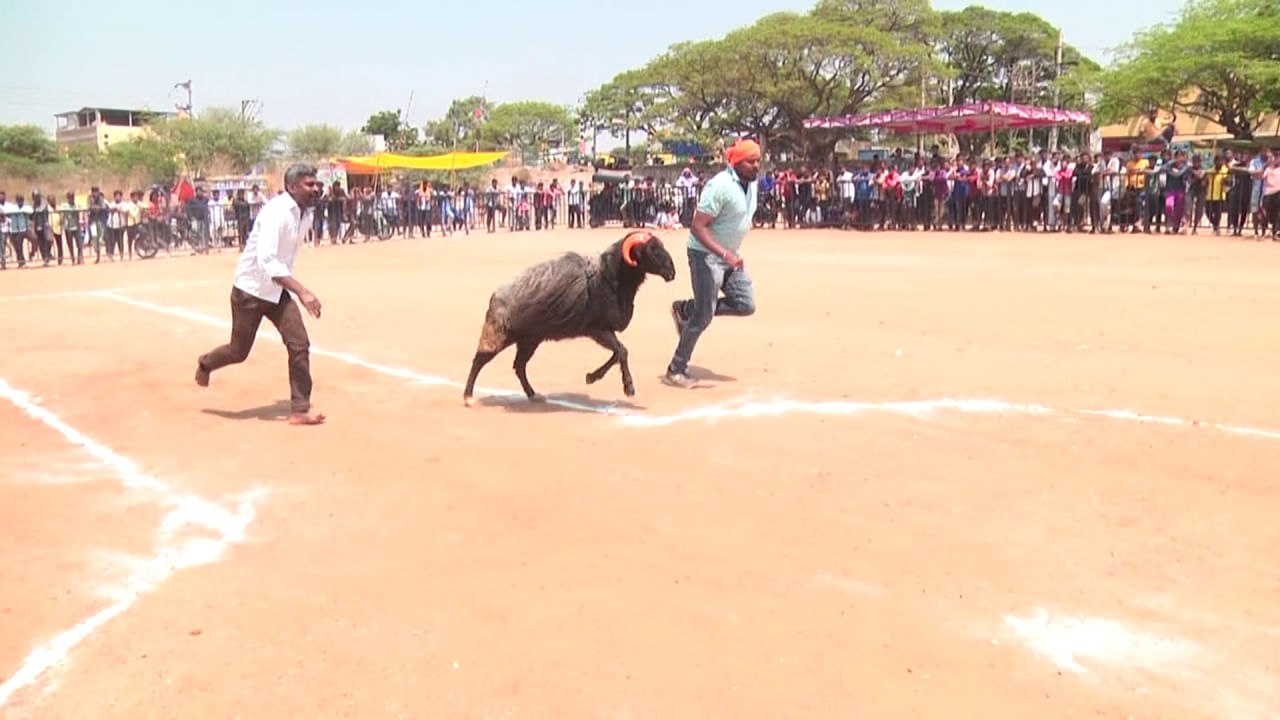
[621,231,654,267]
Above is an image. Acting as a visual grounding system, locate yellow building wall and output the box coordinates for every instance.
[1099,94,1280,144]
[55,117,154,151]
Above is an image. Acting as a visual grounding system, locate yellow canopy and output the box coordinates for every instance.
[338,151,509,172]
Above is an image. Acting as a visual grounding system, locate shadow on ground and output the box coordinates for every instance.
[202,399,293,421]
[688,365,737,382]
[473,392,645,414]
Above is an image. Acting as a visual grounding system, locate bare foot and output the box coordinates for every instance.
[288,411,326,425]
[195,364,210,387]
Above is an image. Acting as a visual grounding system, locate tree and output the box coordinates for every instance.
[584,0,939,161]
[288,124,343,159]
[423,96,490,149]
[153,107,278,176]
[339,132,374,155]
[361,109,418,151]
[0,124,60,163]
[1097,0,1280,139]
[936,7,1097,152]
[482,101,575,164]
[104,136,181,184]
[579,72,664,157]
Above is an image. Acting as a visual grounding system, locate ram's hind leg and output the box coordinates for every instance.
[513,339,543,401]
[586,330,633,397]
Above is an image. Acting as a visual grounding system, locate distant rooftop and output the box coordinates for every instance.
[55,106,178,118]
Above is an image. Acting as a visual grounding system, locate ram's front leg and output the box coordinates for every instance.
[587,329,633,396]
[584,354,618,385]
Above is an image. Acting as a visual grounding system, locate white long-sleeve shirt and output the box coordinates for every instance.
[233,191,312,303]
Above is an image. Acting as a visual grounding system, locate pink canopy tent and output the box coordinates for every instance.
[804,102,1092,134]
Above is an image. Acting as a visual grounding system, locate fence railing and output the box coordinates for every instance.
[3,166,1274,267]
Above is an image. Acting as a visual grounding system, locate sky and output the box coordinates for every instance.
[4,0,1184,137]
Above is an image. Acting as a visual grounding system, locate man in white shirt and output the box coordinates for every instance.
[194,164,327,426]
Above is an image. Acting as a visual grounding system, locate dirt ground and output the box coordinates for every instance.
[2,225,1278,719]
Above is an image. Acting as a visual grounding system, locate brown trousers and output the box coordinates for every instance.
[198,286,312,412]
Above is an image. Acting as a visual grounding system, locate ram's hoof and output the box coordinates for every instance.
[623,384,636,397]
[528,395,546,404]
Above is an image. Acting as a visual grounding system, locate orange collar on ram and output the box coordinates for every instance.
[622,231,656,266]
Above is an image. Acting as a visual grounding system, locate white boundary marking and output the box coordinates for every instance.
[1002,606,1275,719]
[90,291,1280,441]
[0,377,266,708]
[94,291,627,415]
[0,279,217,303]
[1003,607,1200,675]
[623,395,1280,439]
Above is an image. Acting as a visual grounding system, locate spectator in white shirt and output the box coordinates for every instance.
[194,164,327,426]
[567,179,585,228]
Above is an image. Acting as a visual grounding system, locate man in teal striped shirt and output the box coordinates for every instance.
[664,139,761,388]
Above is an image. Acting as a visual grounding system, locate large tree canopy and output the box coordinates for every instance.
[578,0,1108,160]
[361,110,419,151]
[587,0,941,161]
[935,6,1098,152]
[288,124,373,159]
[423,96,490,149]
[481,101,575,163]
[937,7,1095,107]
[153,107,279,176]
[1097,0,1280,139]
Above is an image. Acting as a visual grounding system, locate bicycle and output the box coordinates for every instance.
[358,208,393,241]
[132,219,170,259]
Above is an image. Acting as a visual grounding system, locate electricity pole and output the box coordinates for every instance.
[174,80,192,116]
[918,71,926,154]
[1049,29,1063,151]
[239,99,261,122]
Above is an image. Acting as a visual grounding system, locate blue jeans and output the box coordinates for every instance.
[667,247,755,375]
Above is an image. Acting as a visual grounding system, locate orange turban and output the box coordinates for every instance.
[726,139,761,166]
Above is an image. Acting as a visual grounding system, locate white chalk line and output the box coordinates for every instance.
[0,279,217,303]
[92,290,1280,442]
[1002,606,1276,719]
[93,291,628,415]
[0,377,266,708]
[620,393,1280,441]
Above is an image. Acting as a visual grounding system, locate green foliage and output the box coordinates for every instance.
[288,124,343,159]
[361,110,418,151]
[937,7,1090,106]
[104,136,181,184]
[0,124,61,163]
[935,6,1097,152]
[579,71,664,152]
[340,132,374,155]
[152,106,279,175]
[423,96,491,149]
[482,101,575,163]
[582,0,941,160]
[1097,0,1280,138]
